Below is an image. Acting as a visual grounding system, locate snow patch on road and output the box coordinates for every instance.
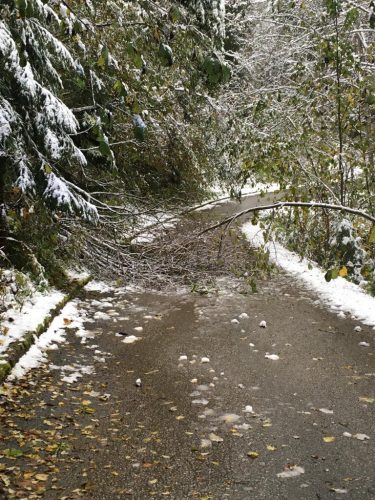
[50,363,95,384]
[84,280,113,293]
[242,222,375,327]
[122,335,140,344]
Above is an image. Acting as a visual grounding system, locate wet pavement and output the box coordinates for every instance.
[1,196,375,499]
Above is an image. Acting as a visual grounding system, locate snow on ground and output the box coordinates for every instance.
[242,222,375,328]
[66,269,90,281]
[7,300,87,380]
[50,363,95,384]
[0,289,64,356]
[84,280,113,293]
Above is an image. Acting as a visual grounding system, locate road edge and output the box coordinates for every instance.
[0,276,91,385]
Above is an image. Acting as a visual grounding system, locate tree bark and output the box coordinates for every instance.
[0,158,9,253]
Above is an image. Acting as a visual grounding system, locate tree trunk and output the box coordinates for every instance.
[0,159,9,254]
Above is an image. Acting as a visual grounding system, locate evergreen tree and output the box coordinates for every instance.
[0,0,101,265]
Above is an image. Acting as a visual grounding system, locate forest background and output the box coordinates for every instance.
[1,0,375,307]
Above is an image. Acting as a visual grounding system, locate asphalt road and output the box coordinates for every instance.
[1,194,375,499]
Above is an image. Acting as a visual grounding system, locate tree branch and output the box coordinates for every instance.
[198,201,375,236]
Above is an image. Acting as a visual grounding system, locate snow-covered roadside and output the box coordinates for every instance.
[0,290,65,357]
[6,279,133,381]
[242,222,375,328]
[0,270,91,382]
[7,300,86,380]
[0,270,90,359]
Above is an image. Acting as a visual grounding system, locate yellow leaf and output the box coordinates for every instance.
[266,445,277,451]
[359,396,375,404]
[339,266,348,277]
[81,406,95,414]
[35,473,48,481]
[82,400,91,406]
[45,444,58,453]
[247,451,259,459]
[323,436,336,443]
[63,318,72,325]
[175,415,185,421]
[0,475,10,487]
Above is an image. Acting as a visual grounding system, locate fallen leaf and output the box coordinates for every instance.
[359,396,375,404]
[323,436,336,443]
[0,474,10,487]
[63,318,72,325]
[247,451,259,459]
[208,433,223,443]
[220,413,241,424]
[80,406,95,414]
[266,445,277,451]
[318,408,334,414]
[262,418,272,428]
[329,487,348,494]
[35,474,48,482]
[45,444,58,453]
[4,448,23,458]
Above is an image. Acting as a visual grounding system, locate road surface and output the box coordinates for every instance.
[1,194,375,499]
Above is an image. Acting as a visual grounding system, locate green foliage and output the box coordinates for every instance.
[1,0,233,287]
[159,43,174,66]
[203,56,231,85]
[222,0,375,290]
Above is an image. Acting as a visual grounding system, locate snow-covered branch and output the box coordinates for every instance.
[199,201,375,236]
